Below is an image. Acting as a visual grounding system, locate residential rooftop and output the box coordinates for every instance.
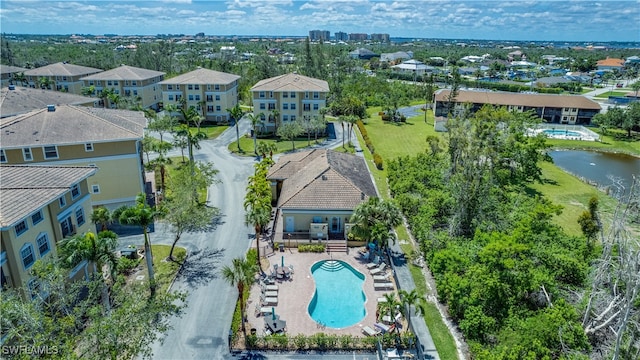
[0,165,96,227]
[23,62,103,77]
[251,73,329,92]
[0,64,28,76]
[80,65,165,81]
[159,68,240,85]
[0,86,96,118]
[434,89,601,110]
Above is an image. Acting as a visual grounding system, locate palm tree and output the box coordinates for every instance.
[227,104,245,152]
[38,77,52,90]
[244,160,273,270]
[350,197,402,251]
[107,92,121,109]
[380,292,402,338]
[245,207,271,271]
[398,289,426,324]
[221,257,257,336]
[99,88,113,108]
[246,112,264,155]
[118,193,160,296]
[270,109,280,137]
[174,124,207,164]
[58,231,118,311]
[91,207,112,232]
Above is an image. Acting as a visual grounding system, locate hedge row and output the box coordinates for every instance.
[357,120,384,170]
[245,332,416,351]
[298,244,326,253]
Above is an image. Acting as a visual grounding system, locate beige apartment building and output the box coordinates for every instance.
[0,64,28,88]
[250,73,329,134]
[0,104,147,210]
[159,68,241,123]
[22,62,103,94]
[81,65,165,110]
[0,165,97,299]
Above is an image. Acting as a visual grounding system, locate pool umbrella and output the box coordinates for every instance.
[272,307,276,320]
[281,255,284,267]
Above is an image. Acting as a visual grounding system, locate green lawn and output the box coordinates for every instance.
[154,157,208,203]
[228,135,327,156]
[593,90,628,98]
[136,245,186,293]
[173,124,228,139]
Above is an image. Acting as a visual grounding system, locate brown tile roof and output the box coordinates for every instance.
[159,68,240,85]
[0,105,146,149]
[434,89,601,110]
[269,149,376,210]
[0,165,96,227]
[23,62,103,77]
[251,73,329,92]
[0,86,96,118]
[596,58,625,67]
[80,65,164,81]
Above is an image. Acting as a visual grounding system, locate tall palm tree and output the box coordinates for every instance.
[221,257,257,336]
[227,104,245,152]
[246,112,264,155]
[244,160,272,270]
[350,197,403,251]
[58,231,118,311]
[380,292,402,337]
[245,207,271,271]
[118,193,160,296]
[270,109,280,137]
[398,289,426,326]
[91,207,112,232]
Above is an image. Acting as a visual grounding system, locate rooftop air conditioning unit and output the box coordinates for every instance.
[47,105,56,112]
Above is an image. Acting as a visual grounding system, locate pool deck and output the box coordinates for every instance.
[247,249,396,337]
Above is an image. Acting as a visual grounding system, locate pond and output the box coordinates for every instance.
[549,150,640,193]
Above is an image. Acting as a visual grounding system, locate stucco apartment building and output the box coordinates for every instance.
[23,62,103,94]
[159,68,241,123]
[81,65,165,110]
[0,165,97,299]
[0,104,147,210]
[250,73,329,134]
[0,64,27,88]
[434,90,601,125]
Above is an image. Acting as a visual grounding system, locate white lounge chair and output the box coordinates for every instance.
[362,325,380,337]
[374,322,391,334]
[374,282,394,291]
[260,294,278,306]
[366,256,381,269]
[370,263,387,275]
[373,272,393,282]
[263,290,278,298]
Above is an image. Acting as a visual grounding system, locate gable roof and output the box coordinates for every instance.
[434,89,601,110]
[159,68,240,85]
[0,86,97,118]
[0,104,146,149]
[0,165,96,228]
[23,62,103,77]
[596,58,625,68]
[268,149,376,210]
[251,73,329,92]
[80,65,165,81]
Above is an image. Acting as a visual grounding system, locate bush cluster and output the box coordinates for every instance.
[245,332,415,351]
[298,244,326,253]
[373,153,384,170]
[357,120,376,155]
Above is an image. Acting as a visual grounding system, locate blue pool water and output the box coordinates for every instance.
[308,260,366,328]
[543,129,582,137]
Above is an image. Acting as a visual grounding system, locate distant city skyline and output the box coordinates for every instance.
[1,1,639,42]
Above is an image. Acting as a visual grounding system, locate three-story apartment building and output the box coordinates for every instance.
[159,68,241,123]
[0,104,147,210]
[0,165,97,299]
[81,65,165,110]
[250,73,329,134]
[23,62,103,94]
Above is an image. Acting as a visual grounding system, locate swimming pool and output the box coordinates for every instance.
[308,260,366,329]
[543,129,582,137]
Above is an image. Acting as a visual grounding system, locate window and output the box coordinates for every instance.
[125,90,131,96]
[0,149,5,163]
[15,220,28,236]
[194,85,199,90]
[283,103,289,110]
[268,103,275,110]
[176,85,180,90]
[36,233,50,256]
[313,104,319,110]
[107,81,112,86]
[85,143,93,152]
[133,90,138,96]
[59,196,66,208]
[167,84,173,90]
[60,216,74,237]
[207,105,214,112]
[206,95,213,102]
[71,184,80,199]
[43,146,58,159]
[168,95,174,101]
[259,103,266,110]
[260,114,266,121]
[75,208,85,226]
[282,115,289,122]
[188,95,194,101]
[290,103,296,110]
[91,184,100,194]
[28,278,39,299]
[303,104,311,111]
[188,84,193,90]
[283,92,288,98]
[269,92,273,98]
[23,148,33,161]
[89,81,94,86]
[259,91,265,98]
[313,92,319,99]
[305,92,309,99]
[215,95,220,101]
[216,106,221,111]
[195,95,200,101]
[291,115,296,121]
[114,81,118,85]
[290,92,296,98]
[21,244,35,269]
[132,81,137,86]
[31,210,43,225]
[214,84,220,90]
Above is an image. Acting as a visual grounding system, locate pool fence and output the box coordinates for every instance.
[529,124,600,141]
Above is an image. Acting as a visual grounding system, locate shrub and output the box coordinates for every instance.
[116,257,139,275]
[373,153,384,170]
[310,333,328,350]
[292,334,307,350]
[298,244,325,253]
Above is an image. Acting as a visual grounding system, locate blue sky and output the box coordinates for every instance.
[1,1,638,42]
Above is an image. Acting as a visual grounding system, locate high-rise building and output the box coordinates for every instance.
[335,31,348,42]
[309,30,330,41]
[348,33,368,42]
[370,33,390,43]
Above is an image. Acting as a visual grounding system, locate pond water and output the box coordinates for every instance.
[549,150,640,192]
